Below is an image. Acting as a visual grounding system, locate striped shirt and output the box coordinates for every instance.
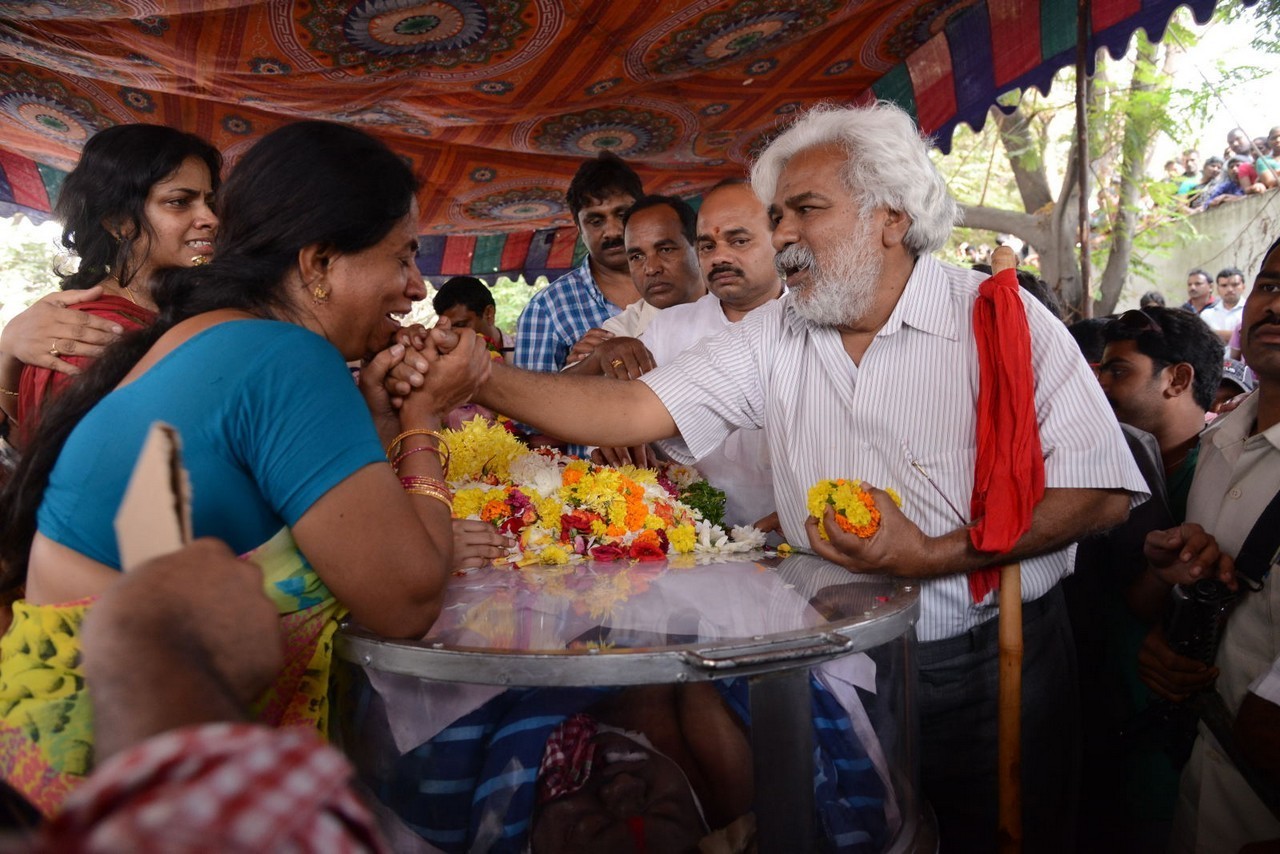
[642,254,1147,641]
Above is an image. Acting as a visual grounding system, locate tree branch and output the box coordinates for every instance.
[956,204,1045,246]
[993,106,1054,214]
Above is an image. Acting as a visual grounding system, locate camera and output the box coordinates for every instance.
[1164,578,1237,666]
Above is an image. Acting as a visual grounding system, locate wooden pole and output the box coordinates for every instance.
[1076,0,1093,320]
[991,245,1023,853]
[997,560,1023,852]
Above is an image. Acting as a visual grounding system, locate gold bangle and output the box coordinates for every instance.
[386,428,445,457]
[0,387,17,397]
[388,429,450,476]
[391,442,451,476]
[404,485,454,510]
[400,475,451,492]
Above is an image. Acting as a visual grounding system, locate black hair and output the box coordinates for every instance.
[0,121,417,591]
[970,264,1064,321]
[621,195,697,245]
[565,152,643,221]
[1187,268,1211,283]
[54,124,222,291]
[1102,306,1223,411]
[1216,266,1244,282]
[1067,318,1110,365]
[1139,291,1166,308]
[433,275,494,316]
[1263,236,1280,276]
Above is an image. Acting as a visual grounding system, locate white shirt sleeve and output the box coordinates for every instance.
[1249,656,1280,705]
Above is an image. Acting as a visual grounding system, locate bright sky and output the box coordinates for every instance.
[1156,11,1276,165]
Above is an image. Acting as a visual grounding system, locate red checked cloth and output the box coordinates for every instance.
[537,713,600,805]
[967,267,1045,603]
[36,723,387,853]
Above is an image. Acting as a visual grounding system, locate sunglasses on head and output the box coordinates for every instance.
[1114,309,1163,336]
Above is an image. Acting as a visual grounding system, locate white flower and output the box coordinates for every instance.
[508,453,563,497]
[695,519,729,551]
[660,463,701,490]
[729,525,766,549]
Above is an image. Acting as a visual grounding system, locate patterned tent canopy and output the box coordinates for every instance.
[0,0,1219,281]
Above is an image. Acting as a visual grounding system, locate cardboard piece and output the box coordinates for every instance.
[113,421,192,571]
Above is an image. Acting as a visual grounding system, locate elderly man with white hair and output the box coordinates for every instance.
[401,102,1147,850]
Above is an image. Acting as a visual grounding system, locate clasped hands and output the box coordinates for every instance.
[368,321,509,565]
[362,318,492,432]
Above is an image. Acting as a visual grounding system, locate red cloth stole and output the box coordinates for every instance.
[967,268,1045,602]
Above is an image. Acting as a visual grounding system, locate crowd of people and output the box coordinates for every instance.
[1161,125,1280,211]
[0,101,1275,853]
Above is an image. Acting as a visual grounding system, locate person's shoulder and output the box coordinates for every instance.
[548,260,596,292]
[928,256,985,313]
[1202,392,1258,444]
[937,257,985,293]
[209,319,340,362]
[666,293,720,324]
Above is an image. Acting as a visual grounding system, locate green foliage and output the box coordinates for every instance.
[933,120,1027,212]
[490,275,547,334]
[933,11,1258,312]
[0,215,64,327]
[679,480,727,528]
[1221,0,1280,53]
[393,273,548,332]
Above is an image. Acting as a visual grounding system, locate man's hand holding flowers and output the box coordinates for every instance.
[805,482,933,576]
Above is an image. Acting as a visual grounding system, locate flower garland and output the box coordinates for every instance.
[443,419,763,566]
[806,479,902,540]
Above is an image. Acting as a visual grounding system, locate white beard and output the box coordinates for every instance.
[778,221,883,327]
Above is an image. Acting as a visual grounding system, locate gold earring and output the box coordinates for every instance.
[312,282,330,304]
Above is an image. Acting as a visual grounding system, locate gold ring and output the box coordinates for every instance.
[610,358,625,369]
[49,341,59,357]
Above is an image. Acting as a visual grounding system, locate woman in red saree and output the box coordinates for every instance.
[0,124,220,445]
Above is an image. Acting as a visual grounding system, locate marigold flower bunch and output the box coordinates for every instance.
[441,420,758,566]
[806,479,903,541]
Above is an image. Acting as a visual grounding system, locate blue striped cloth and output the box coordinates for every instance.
[384,678,888,852]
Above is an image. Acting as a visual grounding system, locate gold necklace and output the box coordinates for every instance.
[105,275,144,308]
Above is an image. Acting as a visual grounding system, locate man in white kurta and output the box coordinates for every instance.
[642,180,785,528]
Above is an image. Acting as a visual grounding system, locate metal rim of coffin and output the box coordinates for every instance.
[334,577,919,687]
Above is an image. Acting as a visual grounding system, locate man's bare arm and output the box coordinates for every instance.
[808,486,1130,578]
[474,361,678,447]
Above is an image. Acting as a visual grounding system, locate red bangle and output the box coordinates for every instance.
[392,443,439,470]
